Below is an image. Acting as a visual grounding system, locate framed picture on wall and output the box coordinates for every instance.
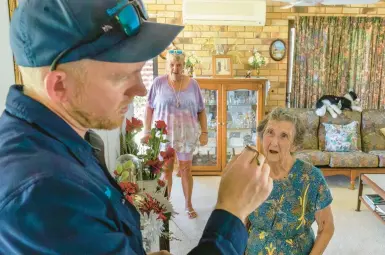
[212,55,233,78]
[269,39,286,61]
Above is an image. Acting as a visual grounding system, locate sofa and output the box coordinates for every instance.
[288,108,385,189]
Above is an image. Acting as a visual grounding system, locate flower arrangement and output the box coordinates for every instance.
[248,48,268,75]
[120,117,143,155]
[140,120,174,180]
[117,119,175,181]
[185,51,201,77]
[115,118,178,251]
[118,179,176,251]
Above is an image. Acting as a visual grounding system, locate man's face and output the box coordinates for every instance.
[64,60,147,130]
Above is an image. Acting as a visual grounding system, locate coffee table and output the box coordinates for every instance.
[356,174,385,224]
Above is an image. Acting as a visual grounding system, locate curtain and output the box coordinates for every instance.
[291,16,385,110]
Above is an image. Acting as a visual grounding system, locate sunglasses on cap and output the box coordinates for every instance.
[168,49,183,55]
[50,0,149,71]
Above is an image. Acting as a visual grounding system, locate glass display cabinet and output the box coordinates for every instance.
[191,78,268,175]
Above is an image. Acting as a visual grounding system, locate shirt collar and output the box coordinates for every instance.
[5,85,93,165]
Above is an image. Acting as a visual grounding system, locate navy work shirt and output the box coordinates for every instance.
[0,85,247,255]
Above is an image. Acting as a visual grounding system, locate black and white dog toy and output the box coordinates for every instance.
[315,90,362,118]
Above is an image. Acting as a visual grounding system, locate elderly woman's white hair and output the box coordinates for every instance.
[166,50,186,66]
[257,107,306,147]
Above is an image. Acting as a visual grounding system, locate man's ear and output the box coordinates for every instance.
[44,71,68,102]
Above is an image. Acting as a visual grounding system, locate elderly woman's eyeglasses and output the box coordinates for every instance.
[50,0,148,71]
[168,49,183,55]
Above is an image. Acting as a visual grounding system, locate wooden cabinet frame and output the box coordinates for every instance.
[8,0,23,84]
[192,78,268,176]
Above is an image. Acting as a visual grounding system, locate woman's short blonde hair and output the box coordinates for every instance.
[257,107,305,147]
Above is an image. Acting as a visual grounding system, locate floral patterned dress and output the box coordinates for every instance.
[246,159,333,255]
[147,75,205,155]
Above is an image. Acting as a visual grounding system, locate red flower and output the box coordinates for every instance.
[125,119,135,133]
[157,179,166,187]
[131,117,143,130]
[125,194,134,205]
[125,117,143,133]
[160,147,175,163]
[158,213,167,221]
[139,193,168,221]
[155,120,167,130]
[145,159,163,174]
[113,170,120,176]
[119,181,139,195]
[162,128,167,135]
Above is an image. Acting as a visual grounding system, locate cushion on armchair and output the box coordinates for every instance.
[362,110,385,152]
[322,121,359,152]
[319,111,362,151]
[295,150,330,166]
[369,151,385,167]
[329,152,378,167]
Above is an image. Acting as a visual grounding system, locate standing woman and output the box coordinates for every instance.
[142,50,208,219]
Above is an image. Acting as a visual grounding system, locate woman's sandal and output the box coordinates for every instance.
[186,209,198,219]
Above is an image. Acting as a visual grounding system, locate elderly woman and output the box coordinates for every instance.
[142,50,208,219]
[246,107,334,254]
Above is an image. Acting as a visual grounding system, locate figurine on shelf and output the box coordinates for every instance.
[245,69,252,78]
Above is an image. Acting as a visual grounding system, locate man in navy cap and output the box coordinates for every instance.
[0,0,272,254]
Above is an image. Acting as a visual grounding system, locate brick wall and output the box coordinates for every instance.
[144,0,385,111]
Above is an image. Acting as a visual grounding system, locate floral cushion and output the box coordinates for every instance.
[369,150,385,167]
[286,108,319,150]
[295,150,330,166]
[362,110,385,152]
[319,111,362,151]
[322,121,359,152]
[329,152,378,168]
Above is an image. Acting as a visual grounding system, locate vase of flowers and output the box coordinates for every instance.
[248,48,267,76]
[185,51,200,77]
[117,178,175,252]
[114,119,178,250]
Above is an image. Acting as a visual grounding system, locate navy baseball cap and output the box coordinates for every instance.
[10,0,184,68]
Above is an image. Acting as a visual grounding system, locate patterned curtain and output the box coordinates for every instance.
[291,16,385,110]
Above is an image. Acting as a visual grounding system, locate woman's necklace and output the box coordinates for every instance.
[169,76,183,108]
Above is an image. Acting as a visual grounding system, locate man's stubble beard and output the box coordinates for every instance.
[69,107,124,130]
[67,84,124,131]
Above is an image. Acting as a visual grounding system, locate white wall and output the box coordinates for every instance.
[93,104,134,173]
[0,2,16,110]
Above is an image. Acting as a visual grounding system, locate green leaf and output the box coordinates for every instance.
[124,160,134,170]
[120,171,130,181]
[116,164,124,174]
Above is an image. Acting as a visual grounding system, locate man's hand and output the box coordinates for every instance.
[215,148,273,222]
[148,251,171,255]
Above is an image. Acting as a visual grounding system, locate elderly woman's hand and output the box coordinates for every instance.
[140,133,151,144]
[199,133,208,146]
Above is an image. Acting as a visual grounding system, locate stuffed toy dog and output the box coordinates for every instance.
[315,90,362,118]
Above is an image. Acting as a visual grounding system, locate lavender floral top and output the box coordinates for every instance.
[147,75,205,154]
